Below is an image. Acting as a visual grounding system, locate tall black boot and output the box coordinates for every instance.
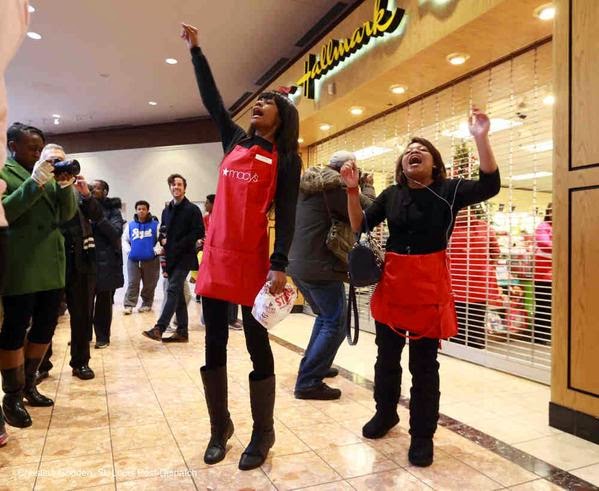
[0,407,8,446]
[1,366,32,428]
[362,357,401,439]
[238,373,275,471]
[23,358,54,407]
[201,366,234,464]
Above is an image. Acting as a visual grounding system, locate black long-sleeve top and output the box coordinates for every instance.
[365,169,501,255]
[190,46,301,272]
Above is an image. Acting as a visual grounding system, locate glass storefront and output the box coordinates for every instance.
[306,41,553,384]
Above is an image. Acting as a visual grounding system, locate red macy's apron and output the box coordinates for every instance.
[196,144,278,306]
[370,250,458,339]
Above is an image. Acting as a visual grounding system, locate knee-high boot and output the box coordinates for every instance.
[362,356,401,439]
[0,348,31,428]
[238,373,275,471]
[201,366,234,464]
[23,341,53,407]
[0,406,7,445]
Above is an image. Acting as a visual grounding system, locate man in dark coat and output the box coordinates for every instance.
[288,151,375,400]
[90,179,125,349]
[143,173,203,343]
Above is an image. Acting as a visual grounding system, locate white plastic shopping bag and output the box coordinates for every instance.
[251,282,297,329]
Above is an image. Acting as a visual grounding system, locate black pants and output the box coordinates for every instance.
[67,272,95,366]
[0,289,63,350]
[202,296,274,378]
[533,280,552,343]
[453,301,486,349]
[157,267,190,334]
[0,227,7,292]
[93,290,114,344]
[374,322,440,439]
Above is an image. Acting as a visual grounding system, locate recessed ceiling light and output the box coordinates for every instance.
[165,58,178,65]
[350,106,365,116]
[319,123,332,131]
[28,5,35,13]
[27,32,42,40]
[52,114,61,118]
[446,52,470,65]
[298,137,304,144]
[534,3,555,21]
[390,84,407,95]
[543,94,555,105]
[53,118,60,125]
[148,101,158,106]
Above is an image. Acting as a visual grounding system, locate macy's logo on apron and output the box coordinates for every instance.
[222,167,259,183]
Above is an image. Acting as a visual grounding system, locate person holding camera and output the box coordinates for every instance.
[181,23,301,470]
[0,124,77,431]
[341,108,500,467]
[122,200,161,315]
[288,151,374,401]
[89,179,125,349]
[143,174,203,343]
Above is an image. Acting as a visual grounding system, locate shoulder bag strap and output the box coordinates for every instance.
[345,284,360,345]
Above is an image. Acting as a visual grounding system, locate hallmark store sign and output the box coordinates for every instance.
[296,0,406,99]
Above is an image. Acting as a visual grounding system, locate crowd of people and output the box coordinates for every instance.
[0,7,554,473]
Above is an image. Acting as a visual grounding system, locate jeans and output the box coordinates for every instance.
[293,278,346,391]
[202,296,274,378]
[156,267,190,335]
[124,258,160,308]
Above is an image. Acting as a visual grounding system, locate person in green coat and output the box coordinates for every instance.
[0,123,77,432]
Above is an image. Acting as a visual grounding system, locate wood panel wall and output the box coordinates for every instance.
[551,0,599,438]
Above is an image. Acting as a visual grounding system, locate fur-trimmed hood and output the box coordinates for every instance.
[300,166,344,195]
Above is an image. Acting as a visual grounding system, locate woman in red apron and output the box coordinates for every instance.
[341,108,500,467]
[181,24,301,470]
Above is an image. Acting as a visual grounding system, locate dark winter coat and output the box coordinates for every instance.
[62,195,103,277]
[92,197,125,292]
[288,166,375,282]
[160,197,204,275]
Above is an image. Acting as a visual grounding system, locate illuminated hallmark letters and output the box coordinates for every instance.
[296,0,406,99]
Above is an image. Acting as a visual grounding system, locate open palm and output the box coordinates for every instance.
[468,108,490,138]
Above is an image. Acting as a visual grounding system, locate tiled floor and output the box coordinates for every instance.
[0,301,597,490]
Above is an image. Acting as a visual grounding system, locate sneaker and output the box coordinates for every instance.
[123,307,133,315]
[94,342,109,349]
[229,319,243,330]
[142,326,163,342]
[162,332,189,343]
[138,306,152,313]
[294,382,341,400]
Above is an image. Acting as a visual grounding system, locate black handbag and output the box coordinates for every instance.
[345,214,384,345]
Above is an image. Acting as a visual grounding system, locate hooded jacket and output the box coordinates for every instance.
[92,197,125,292]
[124,213,159,262]
[288,166,375,282]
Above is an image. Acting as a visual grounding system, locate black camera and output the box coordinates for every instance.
[52,159,80,176]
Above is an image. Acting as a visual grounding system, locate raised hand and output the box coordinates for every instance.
[180,23,199,49]
[74,175,91,197]
[340,160,360,188]
[468,107,491,139]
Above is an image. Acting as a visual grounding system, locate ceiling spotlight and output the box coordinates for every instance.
[52,114,61,118]
[446,52,470,65]
[390,84,407,95]
[298,137,304,144]
[53,118,60,125]
[534,3,556,21]
[27,32,42,40]
[350,106,364,116]
[165,58,178,65]
[148,101,158,106]
[319,123,332,131]
[28,5,35,13]
[543,94,555,105]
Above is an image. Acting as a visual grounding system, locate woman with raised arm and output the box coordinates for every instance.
[179,23,301,471]
[340,108,500,467]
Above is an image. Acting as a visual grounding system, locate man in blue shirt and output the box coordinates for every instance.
[123,200,160,314]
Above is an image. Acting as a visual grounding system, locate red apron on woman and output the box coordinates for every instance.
[196,143,278,306]
[370,250,458,339]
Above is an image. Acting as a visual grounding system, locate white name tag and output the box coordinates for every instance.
[255,154,272,165]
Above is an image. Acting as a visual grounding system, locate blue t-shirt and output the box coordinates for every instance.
[128,217,158,262]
